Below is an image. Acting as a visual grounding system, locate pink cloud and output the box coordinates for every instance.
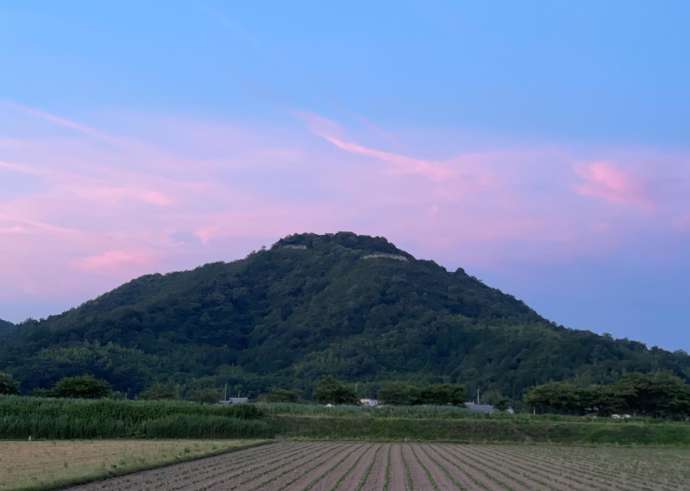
[77,250,155,273]
[302,112,453,181]
[575,161,652,208]
[68,186,174,207]
[320,134,454,181]
[2,103,690,320]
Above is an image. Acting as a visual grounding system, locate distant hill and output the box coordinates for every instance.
[1,232,688,399]
[0,319,15,337]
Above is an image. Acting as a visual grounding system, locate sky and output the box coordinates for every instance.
[1,1,689,351]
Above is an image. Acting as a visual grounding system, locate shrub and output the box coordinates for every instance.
[0,372,19,395]
[51,375,112,399]
[258,388,300,403]
[314,377,358,405]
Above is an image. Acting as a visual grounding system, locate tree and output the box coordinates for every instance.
[314,376,358,405]
[258,388,300,403]
[139,382,180,400]
[419,384,466,405]
[0,371,19,395]
[612,372,690,418]
[51,375,111,399]
[378,383,420,405]
[186,387,222,404]
[525,382,588,415]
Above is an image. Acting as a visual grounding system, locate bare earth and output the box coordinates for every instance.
[61,442,690,491]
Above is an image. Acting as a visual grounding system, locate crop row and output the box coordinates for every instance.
[68,442,690,490]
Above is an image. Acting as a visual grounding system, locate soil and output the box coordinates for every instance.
[65,442,690,491]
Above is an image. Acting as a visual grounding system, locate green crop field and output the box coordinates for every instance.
[3,398,690,446]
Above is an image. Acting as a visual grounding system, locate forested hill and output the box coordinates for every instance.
[0,319,14,336]
[1,232,689,399]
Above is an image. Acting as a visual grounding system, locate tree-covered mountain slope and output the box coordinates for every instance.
[0,319,14,337]
[1,232,688,398]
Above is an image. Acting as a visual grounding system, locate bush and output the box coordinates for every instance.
[379,383,420,405]
[314,377,358,405]
[139,383,180,400]
[51,375,111,399]
[379,382,465,406]
[0,372,19,395]
[186,387,222,404]
[0,396,269,439]
[258,388,300,403]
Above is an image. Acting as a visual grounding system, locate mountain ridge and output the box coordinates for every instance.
[1,232,688,399]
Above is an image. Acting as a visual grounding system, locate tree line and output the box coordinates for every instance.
[525,372,690,419]
[4,369,690,420]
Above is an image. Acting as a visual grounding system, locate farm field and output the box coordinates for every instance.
[0,440,264,491]
[65,441,690,491]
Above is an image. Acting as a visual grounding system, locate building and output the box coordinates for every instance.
[219,397,249,405]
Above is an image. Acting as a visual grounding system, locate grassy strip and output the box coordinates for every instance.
[271,415,690,445]
[257,403,665,424]
[0,396,272,439]
[8,440,271,491]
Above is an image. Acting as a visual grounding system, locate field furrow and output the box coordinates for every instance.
[333,444,380,491]
[489,446,634,491]
[497,446,665,491]
[266,443,357,491]
[412,443,462,490]
[401,444,437,490]
[230,442,343,490]
[462,445,581,491]
[358,443,389,491]
[309,443,371,491]
[57,441,690,491]
[387,444,408,491]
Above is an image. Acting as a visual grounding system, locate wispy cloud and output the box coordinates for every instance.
[301,112,453,181]
[2,103,690,321]
[575,161,652,208]
[77,249,155,273]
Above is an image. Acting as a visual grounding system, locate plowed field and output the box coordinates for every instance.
[67,442,690,490]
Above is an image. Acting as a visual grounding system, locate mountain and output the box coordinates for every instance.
[1,232,688,399]
[0,319,14,337]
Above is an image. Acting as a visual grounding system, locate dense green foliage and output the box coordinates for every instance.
[314,377,359,404]
[0,232,688,400]
[0,396,270,439]
[378,382,465,405]
[0,319,15,338]
[257,388,300,403]
[273,414,690,444]
[526,372,690,419]
[3,396,688,445]
[49,375,112,399]
[139,382,181,400]
[0,371,19,395]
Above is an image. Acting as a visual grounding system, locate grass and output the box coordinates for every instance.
[0,396,272,439]
[2,397,689,445]
[271,414,690,445]
[258,402,666,423]
[0,439,266,491]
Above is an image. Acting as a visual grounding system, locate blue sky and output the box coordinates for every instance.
[1,1,689,351]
